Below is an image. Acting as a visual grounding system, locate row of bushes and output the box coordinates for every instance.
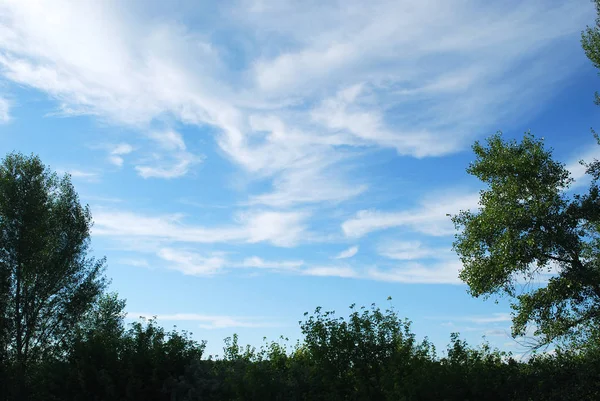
[8,295,599,401]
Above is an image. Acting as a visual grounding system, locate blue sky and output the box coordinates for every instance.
[0,0,599,357]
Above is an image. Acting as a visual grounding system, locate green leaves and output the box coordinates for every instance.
[0,152,106,399]
[453,133,600,348]
[582,0,600,104]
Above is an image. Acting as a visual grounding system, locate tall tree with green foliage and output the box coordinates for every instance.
[451,0,600,351]
[452,133,600,348]
[0,153,106,400]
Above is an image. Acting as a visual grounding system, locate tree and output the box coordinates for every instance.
[0,152,106,400]
[582,0,600,104]
[299,302,435,401]
[452,133,600,348]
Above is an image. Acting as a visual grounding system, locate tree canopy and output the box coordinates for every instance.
[450,1,600,349]
[452,133,600,347]
[0,153,106,400]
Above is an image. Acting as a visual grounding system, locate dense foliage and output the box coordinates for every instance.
[0,153,106,400]
[14,300,600,401]
[452,133,600,348]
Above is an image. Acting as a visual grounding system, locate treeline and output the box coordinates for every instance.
[0,147,598,401]
[8,296,600,401]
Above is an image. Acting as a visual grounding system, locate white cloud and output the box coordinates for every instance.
[126,312,278,329]
[241,256,303,270]
[367,260,463,284]
[58,168,100,182]
[158,247,227,275]
[342,191,480,238]
[0,96,10,123]
[460,313,513,324]
[147,130,186,151]
[377,240,452,260]
[92,208,310,247]
[311,85,460,157]
[135,130,202,179]
[246,0,587,126]
[135,155,199,179]
[123,245,305,276]
[301,266,359,278]
[565,145,600,189]
[334,246,359,259]
[108,142,134,167]
[0,0,590,206]
[118,242,466,283]
[151,246,357,278]
[237,210,310,247]
[248,158,368,207]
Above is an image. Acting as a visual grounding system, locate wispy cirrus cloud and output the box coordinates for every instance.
[366,260,463,285]
[0,96,10,123]
[135,130,202,179]
[157,248,227,276]
[241,256,304,270]
[142,245,463,284]
[301,265,359,279]
[342,191,480,238]
[107,143,134,167]
[334,246,359,260]
[126,312,280,330]
[457,313,513,324]
[0,0,590,206]
[144,247,357,279]
[103,131,201,178]
[92,208,310,247]
[248,158,368,207]
[377,240,452,261]
[57,168,100,182]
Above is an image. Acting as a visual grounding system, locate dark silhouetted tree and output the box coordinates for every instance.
[0,153,106,400]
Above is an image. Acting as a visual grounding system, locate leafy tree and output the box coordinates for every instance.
[299,302,435,401]
[118,317,205,401]
[61,293,127,401]
[0,153,106,400]
[582,0,600,104]
[452,133,600,348]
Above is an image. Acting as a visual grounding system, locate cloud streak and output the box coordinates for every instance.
[92,209,310,247]
[377,241,452,261]
[366,261,463,285]
[0,96,10,123]
[58,168,100,182]
[126,312,280,330]
[131,245,465,284]
[342,192,480,238]
[107,143,134,167]
[135,130,202,179]
[334,246,359,259]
